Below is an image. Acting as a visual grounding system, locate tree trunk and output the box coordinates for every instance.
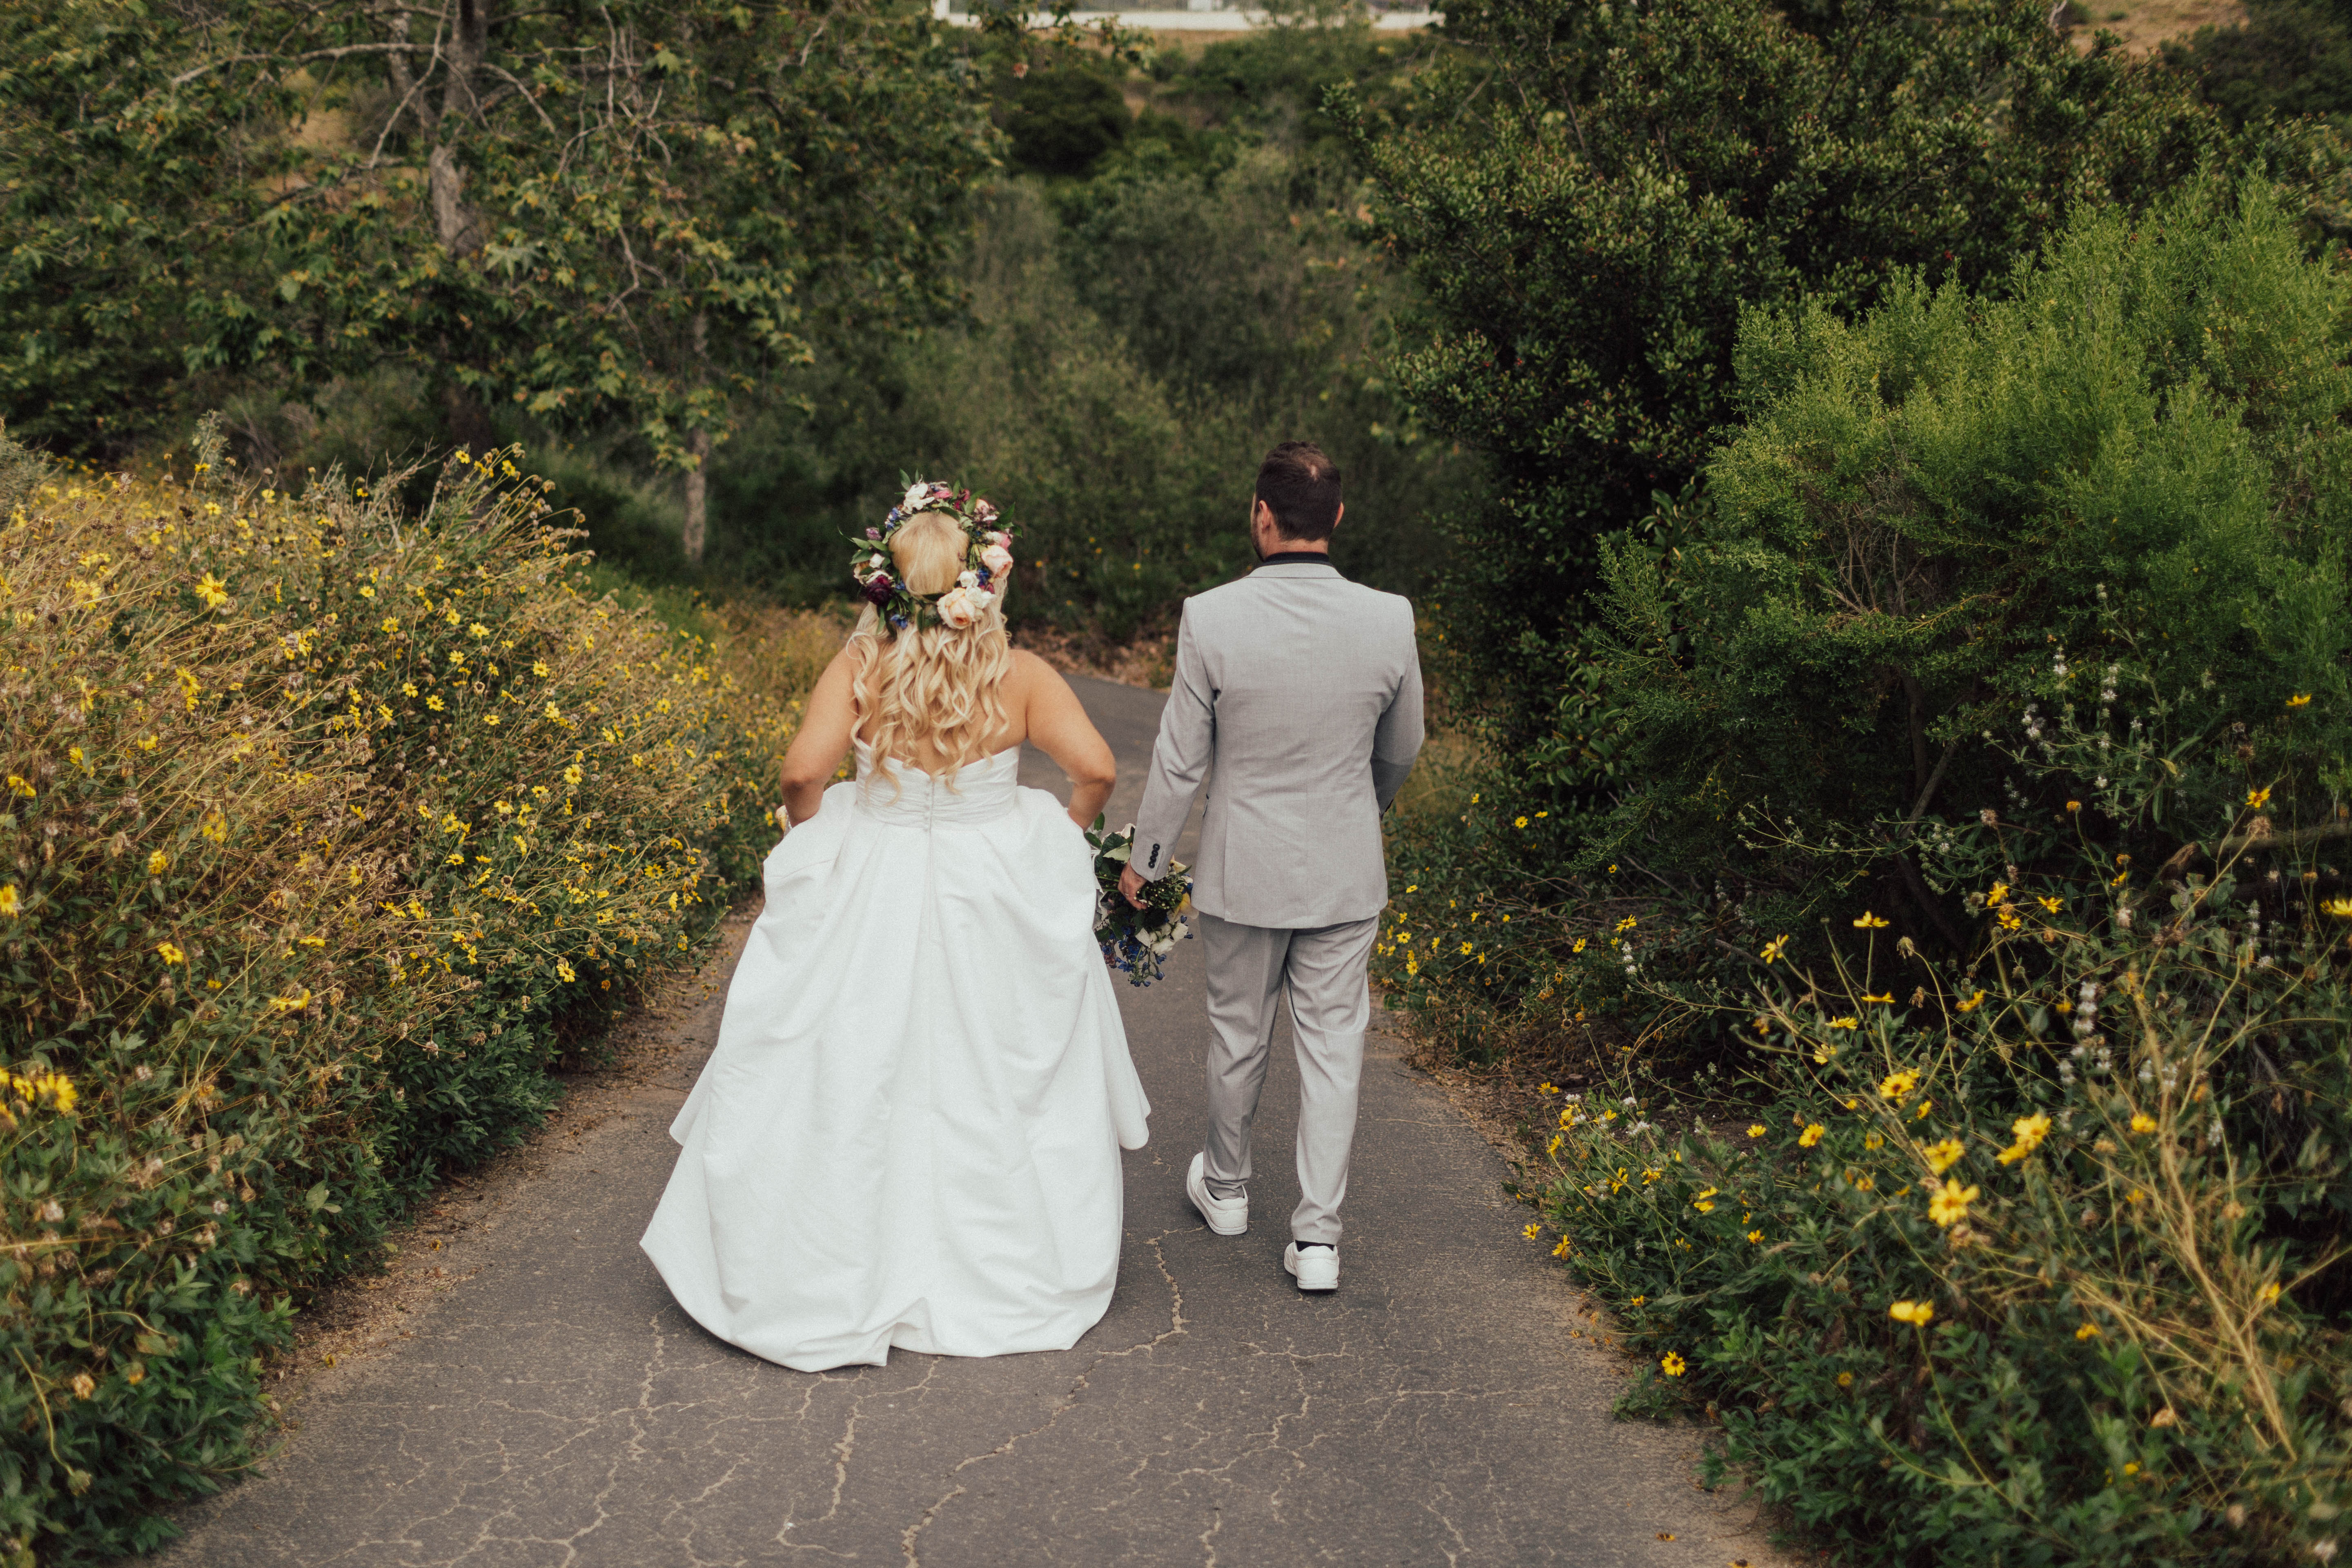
[380,4,414,126]
[428,0,490,255]
[682,428,710,566]
[681,312,712,565]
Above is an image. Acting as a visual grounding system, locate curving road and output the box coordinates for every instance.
[147,674,1786,1568]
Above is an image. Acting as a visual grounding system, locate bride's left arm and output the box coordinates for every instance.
[777,648,860,827]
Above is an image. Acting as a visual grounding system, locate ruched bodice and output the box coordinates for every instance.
[851,740,1020,829]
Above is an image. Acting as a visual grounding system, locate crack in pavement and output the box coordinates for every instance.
[145,675,1794,1568]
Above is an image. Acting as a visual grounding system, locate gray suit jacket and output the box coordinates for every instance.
[1130,559,1423,929]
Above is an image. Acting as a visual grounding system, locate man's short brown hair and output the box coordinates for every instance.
[1254,441,1343,541]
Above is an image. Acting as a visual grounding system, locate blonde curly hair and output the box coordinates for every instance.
[849,509,1011,786]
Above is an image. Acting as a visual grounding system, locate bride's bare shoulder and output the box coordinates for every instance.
[1006,648,1067,690]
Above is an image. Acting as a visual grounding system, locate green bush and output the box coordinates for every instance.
[1573,179,2352,960]
[0,428,826,1559]
[2165,0,2352,136]
[1007,66,1131,176]
[1530,699,2352,1566]
[1346,0,2319,802]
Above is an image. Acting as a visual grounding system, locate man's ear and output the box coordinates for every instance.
[1331,501,1344,532]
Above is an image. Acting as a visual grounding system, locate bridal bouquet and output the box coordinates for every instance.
[1086,817,1193,987]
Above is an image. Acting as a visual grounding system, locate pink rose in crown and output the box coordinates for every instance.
[935,586,980,629]
[980,543,1014,579]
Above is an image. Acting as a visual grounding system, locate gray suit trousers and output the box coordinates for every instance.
[1198,911,1380,1246]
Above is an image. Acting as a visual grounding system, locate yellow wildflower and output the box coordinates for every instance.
[1747,1124,1766,1138]
[1827,1016,1860,1031]
[1889,1300,1935,1326]
[147,851,169,875]
[2076,1322,2100,1340]
[1878,1069,1919,1102]
[2129,1113,2157,1134]
[0,885,16,918]
[2247,786,2272,809]
[194,572,229,609]
[2287,693,2312,708]
[1924,1139,1964,1175]
[1955,990,1987,1013]
[156,940,185,965]
[557,958,577,982]
[1522,1222,1541,1241]
[1853,911,1890,929]
[1660,1352,1686,1376]
[1798,1124,1825,1148]
[1760,935,1789,963]
[1996,1113,2052,1165]
[1927,1183,1978,1227]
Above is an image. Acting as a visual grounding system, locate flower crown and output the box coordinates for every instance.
[848,479,1015,635]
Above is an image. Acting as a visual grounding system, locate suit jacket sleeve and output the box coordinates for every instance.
[1370,607,1425,813]
[1130,602,1212,884]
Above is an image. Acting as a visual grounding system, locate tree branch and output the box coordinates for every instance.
[172,42,435,89]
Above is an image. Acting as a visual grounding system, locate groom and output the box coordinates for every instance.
[1119,441,1423,1294]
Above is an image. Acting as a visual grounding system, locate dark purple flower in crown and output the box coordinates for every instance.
[862,573,894,606]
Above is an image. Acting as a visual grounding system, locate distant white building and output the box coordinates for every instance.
[930,0,1442,29]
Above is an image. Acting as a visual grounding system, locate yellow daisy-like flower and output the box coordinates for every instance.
[1852,911,1890,929]
[1746,1124,1766,1138]
[194,572,230,609]
[1927,1183,1978,1228]
[1551,1237,1571,1258]
[1889,1300,1935,1326]
[2038,895,2063,914]
[1616,915,1638,933]
[1514,815,1528,828]
[1996,1112,2052,1165]
[2288,693,2313,708]
[1861,992,1893,1004]
[1955,989,1987,1013]
[382,617,400,634]
[6,775,33,798]
[1878,1069,1919,1102]
[1827,1016,1860,1031]
[563,764,584,787]
[0,885,17,918]
[1836,1371,1855,1388]
[557,958,577,982]
[1571,936,1587,954]
[147,851,169,875]
[2129,1113,2157,1134]
[1746,1229,1764,1243]
[1522,1222,1541,1241]
[1459,941,1473,955]
[2246,786,2272,809]
[427,695,445,711]
[2076,1322,2101,1340]
[1691,1187,1718,1213]
[1760,935,1789,964]
[1923,1138,1965,1175]
[1798,1123,1825,1148]
[533,660,550,677]
[1660,1352,1686,1377]
[2323,898,2352,919]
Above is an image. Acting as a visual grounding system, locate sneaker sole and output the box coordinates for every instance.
[1283,1252,1339,1292]
[1188,1186,1248,1236]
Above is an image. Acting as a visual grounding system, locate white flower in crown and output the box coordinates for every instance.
[903,482,934,512]
[958,570,980,589]
[973,499,999,524]
[935,586,981,629]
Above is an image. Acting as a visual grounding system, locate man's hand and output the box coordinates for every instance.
[1118,863,1149,910]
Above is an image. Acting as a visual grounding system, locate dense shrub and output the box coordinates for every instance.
[1531,707,2352,1565]
[1373,182,2352,1043]
[2165,0,2352,136]
[1574,181,2352,957]
[1346,0,2327,803]
[0,427,827,1558]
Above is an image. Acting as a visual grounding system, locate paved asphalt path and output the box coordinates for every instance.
[151,675,1786,1568]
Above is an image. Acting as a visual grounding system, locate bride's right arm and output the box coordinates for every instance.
[777,649,861,827]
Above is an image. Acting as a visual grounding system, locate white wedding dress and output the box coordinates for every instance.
[641,739,1152,1371]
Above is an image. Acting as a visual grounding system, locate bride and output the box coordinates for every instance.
[641,484,1152,1371]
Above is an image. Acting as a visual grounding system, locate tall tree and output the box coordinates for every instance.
[3,0,1000,561]
[1341,0,2325,793]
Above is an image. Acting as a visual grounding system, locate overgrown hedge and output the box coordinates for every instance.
[0,428,831,1559]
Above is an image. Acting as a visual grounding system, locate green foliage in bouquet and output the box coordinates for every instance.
[0,425,829,1558]
[1528,669,2352,1566]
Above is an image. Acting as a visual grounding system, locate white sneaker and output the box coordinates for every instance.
[1185,1152,1248,1236]
[1283,1242,1339,1293]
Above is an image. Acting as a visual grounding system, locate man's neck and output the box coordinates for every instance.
[1256,548,1333,566]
